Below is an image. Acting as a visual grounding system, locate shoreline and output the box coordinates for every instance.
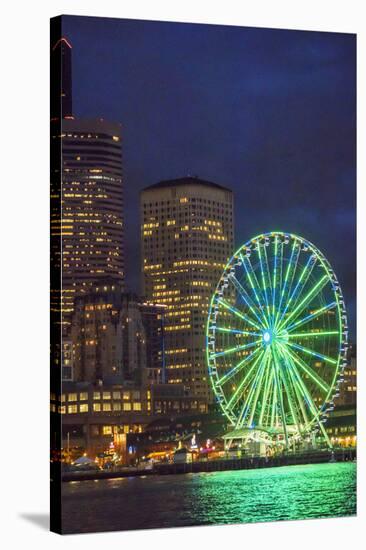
[61,447,356,482]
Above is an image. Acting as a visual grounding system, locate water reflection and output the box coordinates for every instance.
[62,462,356,534]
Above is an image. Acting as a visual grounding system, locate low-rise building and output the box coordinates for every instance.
[52,381,208,458]
[69,284,165,385]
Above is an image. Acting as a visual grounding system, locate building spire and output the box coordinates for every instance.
[51,36,73,119]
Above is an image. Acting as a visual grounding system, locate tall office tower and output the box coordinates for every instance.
[50,35,124,331]
[71,284,165,385]
[60,118,124,325]
[140,177,234,402]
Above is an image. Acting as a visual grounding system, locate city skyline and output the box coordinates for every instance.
[50,16,357,535]
[63,16,356,339]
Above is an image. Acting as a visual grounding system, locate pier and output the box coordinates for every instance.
[61,447,356,482]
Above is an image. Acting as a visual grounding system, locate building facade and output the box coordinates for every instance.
[52,381,208,458]
[70,284,165,385]
[140,177,234,402]
[335,347,357,407]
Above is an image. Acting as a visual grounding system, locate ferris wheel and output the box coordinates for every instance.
[206,232,348,448]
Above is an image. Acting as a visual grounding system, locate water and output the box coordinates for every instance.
[61,462,356,534]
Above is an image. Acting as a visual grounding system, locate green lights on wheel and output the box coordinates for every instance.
[206,232,348,448]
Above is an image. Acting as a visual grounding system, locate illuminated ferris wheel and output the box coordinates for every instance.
[206,232,348,448]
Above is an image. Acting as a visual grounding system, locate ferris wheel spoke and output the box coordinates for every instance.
[286,301,337,332]
[277,274,329,332]
[224,349,265,412]
[216,345,262,386]
[270,373,278,429]
[218,298,262,331]
[215,326,262,337]
[281,345,330,397]
[263,242,273,307]
[274,241,300,328]
[239,253,270,327]
[288,330,339,339]
[211,338,261,359]
[247,352,271,426]
[236,351,269,429]
[276,345,306,433]
[275,253,317,331]
[279,347,332,446]
[271,347,289,445]
[278,346,311,427]
[279,346,319,418]
[258,361,274,427]
[286,341,337,366]
[228,273,268,328]
[271,236,280,325]
[256,242,272,323]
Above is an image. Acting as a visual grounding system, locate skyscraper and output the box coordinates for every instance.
[140,177,234,402]
[50,36,124,330]
[59,118,124,324]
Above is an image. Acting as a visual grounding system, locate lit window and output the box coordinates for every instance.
[79,404,88,413]
[132,391,140,400]
[133,402,142,411]
[103,392,111,400]
[79,392,88,401]
[112,391,121,399]
[113,402,121,411]
[93,403,101,412]
[103,403,111,412]
[93,392,101,400]
[123,391,130,400]
[103,426,112,435]
[123,403,131,411]
[68,405,77,414]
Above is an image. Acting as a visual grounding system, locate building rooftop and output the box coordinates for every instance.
[142,176,232,193]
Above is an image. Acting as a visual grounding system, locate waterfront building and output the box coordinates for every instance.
[52,381,208,457]
[140,177,234,403]
[70,283,165,385]
[326,404,357,448]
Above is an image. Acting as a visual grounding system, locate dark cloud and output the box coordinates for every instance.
[63,16,356,338]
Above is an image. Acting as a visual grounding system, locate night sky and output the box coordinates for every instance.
[62,15,356,338]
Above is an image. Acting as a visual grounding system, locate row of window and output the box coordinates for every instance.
[60,401,143,414]
[60,390,142,402]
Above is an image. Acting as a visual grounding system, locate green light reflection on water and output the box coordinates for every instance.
[187,462,356,525]
[62,462,356,533]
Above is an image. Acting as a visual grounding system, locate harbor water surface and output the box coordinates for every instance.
[62,462,356,534]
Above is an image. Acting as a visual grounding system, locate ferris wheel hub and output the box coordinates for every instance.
[262,330,273,345]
